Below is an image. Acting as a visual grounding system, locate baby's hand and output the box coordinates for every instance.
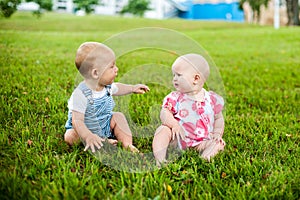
[210,132,222,142]
[171,124,186,141]
[132,84,150,94]
[84,134,105,152]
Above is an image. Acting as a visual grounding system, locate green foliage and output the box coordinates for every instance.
[73,0,99,14]
[0,12,299,199]
[120,0,151,17]
[0,0,20,18]
[26,0,52,11]
[32,9,42,18]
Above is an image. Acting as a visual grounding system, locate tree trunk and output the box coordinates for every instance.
[286,0,300,25]
[292,0,300,25]
[286,0,294,25]
[256,10,261,24]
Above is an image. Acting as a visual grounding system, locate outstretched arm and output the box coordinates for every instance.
[72,111,105,152]
[160,108,186,140]
[211,112,224,140]
[113,83,150,96]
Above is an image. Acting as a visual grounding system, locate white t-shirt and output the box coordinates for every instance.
[68,83,118,114]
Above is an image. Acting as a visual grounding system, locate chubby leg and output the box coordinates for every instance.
[152,125,173,165]
[110,112,139,152]
[64,129,80,145]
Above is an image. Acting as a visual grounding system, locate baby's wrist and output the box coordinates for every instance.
[171,123,180,129]
[212,132,222,137]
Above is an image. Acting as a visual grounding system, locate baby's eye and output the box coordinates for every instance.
[110,62,116,68]
[173,73,181,77]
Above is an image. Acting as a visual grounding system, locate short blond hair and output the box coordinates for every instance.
[75,42,113,77]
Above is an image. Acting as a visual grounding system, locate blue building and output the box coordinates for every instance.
[172,0,244,21]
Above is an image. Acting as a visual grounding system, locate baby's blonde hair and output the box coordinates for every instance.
[179,53,210,82]
[75,42,113,77]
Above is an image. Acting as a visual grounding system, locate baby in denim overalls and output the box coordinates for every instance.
[64,42,149,153]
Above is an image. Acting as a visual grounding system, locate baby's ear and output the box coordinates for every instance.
[194,74,201,84]
[91,68,99,79]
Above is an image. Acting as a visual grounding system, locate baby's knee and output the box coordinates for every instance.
[113,112,126,119]
[154,125,171,136]
[64,129,80,145]
[111,112,126,127]
[153,125,172,143]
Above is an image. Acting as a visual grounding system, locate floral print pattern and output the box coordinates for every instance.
[162,89,224,148]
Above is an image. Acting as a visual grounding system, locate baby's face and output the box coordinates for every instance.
[172,58,197,93]
[99,59,118,85]
[95,50,118,86]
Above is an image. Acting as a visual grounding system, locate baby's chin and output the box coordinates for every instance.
[175,87,183,93]
[109,78,116,84]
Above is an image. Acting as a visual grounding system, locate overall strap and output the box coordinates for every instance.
[105,84,112,96]
[78,82,94,105]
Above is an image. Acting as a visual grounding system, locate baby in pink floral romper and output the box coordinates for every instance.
[152,53,225,165]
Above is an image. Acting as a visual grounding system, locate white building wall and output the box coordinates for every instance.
[52,0,179,19]
[52,0,74,13]
[94,0,116,15]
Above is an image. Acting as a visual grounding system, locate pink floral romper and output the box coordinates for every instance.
[162,89,224,149]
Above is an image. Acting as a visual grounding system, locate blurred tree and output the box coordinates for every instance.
[25,0,52,18]
[286,0,299,25]
[73,0,99,14]
[239,0,270,23]
[120,0,151,17]
[26,0,52,11]
[0,0,21,18]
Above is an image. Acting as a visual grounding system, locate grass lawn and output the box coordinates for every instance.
[0,12,299,199]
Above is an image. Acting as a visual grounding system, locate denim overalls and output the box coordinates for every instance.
[65,82,115,138]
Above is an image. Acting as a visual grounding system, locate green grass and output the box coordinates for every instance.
[1,12,299,199]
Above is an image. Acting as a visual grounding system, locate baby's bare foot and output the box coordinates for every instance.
[107,139,118,146]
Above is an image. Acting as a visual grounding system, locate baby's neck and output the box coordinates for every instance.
[185,88,205,101]
[84,79,104,91]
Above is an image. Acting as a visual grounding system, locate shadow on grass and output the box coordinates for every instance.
[89,140,183,173]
